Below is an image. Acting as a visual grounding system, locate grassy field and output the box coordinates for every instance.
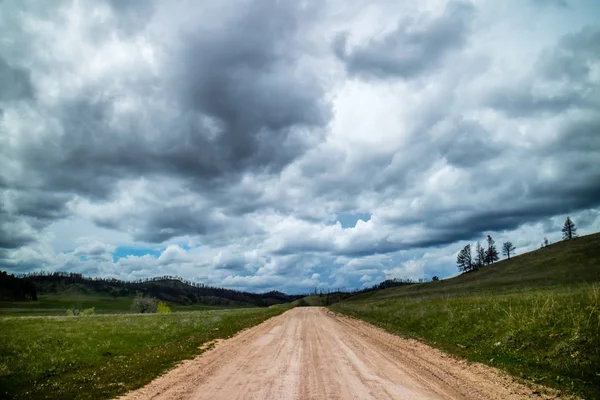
[0,293,254,317]
[0,305,290,399]
[330,233,600,399]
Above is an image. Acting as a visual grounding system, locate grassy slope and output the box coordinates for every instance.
[0,305,291,399]
[349,233,600,302]
[331,233,600,399]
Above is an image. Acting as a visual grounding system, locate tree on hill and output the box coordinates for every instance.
[541,237,549,248]
[562,217,577,240]
[485,235,499,265]
[502,241,516,260]
[456,244,473,273]
[475,241,485,269]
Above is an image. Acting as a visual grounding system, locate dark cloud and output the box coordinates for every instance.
[334,1,475,80]
[176,0,327,174]
[0,222,35,249]
[9,191,71,220]
[0,57,33,101]
[486,86,586,117]
[16,1,326,186]
[106,0,155,35]
[0,210,41,249]
[540,26,600,81]
[488,27,600,117]
[436,119,503,167]
[0,0,329,246]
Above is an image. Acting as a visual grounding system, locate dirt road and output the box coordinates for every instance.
[122,307,551,400]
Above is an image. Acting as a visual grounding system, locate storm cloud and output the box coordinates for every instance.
[334,1,475,80]
[0,0,599,292]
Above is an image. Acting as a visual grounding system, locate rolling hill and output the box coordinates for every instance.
[329,232,600,399]
[348,231,600,302]
[0,272,303,316]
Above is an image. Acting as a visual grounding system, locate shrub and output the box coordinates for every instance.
[80,307,95,316]
[156,301,171,313]
[66,307,95,316]
[131,295,158,313]
[296,298,309,307]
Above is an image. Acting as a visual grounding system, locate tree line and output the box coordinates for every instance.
[0,271,37,301]
[457,216,578,273]
[16,271,303,307]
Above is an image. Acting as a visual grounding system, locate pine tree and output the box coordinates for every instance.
[456,244,472,272]
[485,235,499,265]
[562,217,577,240]
[475,241,485,269]
[502,241,515,260]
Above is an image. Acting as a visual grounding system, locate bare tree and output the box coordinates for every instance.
[502,241,516,260]
[562,217,577,240]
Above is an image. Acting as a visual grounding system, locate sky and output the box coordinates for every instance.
[1,0,599,294]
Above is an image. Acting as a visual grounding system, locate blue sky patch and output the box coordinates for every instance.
[113,247,161,262]
[336,213,372,229]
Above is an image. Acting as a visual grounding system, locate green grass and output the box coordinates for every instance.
[0,305,291,399]
[0,294,134,317]
[301,295,326,306]
[330,233,600,399]
[0,293,254,317]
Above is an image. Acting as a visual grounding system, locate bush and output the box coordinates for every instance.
[131,295,158,313]
[80,307,95,316]
[296,298,309,307]
[157,301,171,313]
[66,307,95,316]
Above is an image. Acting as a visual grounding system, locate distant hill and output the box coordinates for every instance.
[14,272,303,307]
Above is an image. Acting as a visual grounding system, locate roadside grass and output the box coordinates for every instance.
[0,293,254,317]
[170,302,255,312]
[331,284,600,399]
[0,305,290,399]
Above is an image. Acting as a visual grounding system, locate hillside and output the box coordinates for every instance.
[0,272,303,316]
[348,232,600,302]
[330,232,600,399]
